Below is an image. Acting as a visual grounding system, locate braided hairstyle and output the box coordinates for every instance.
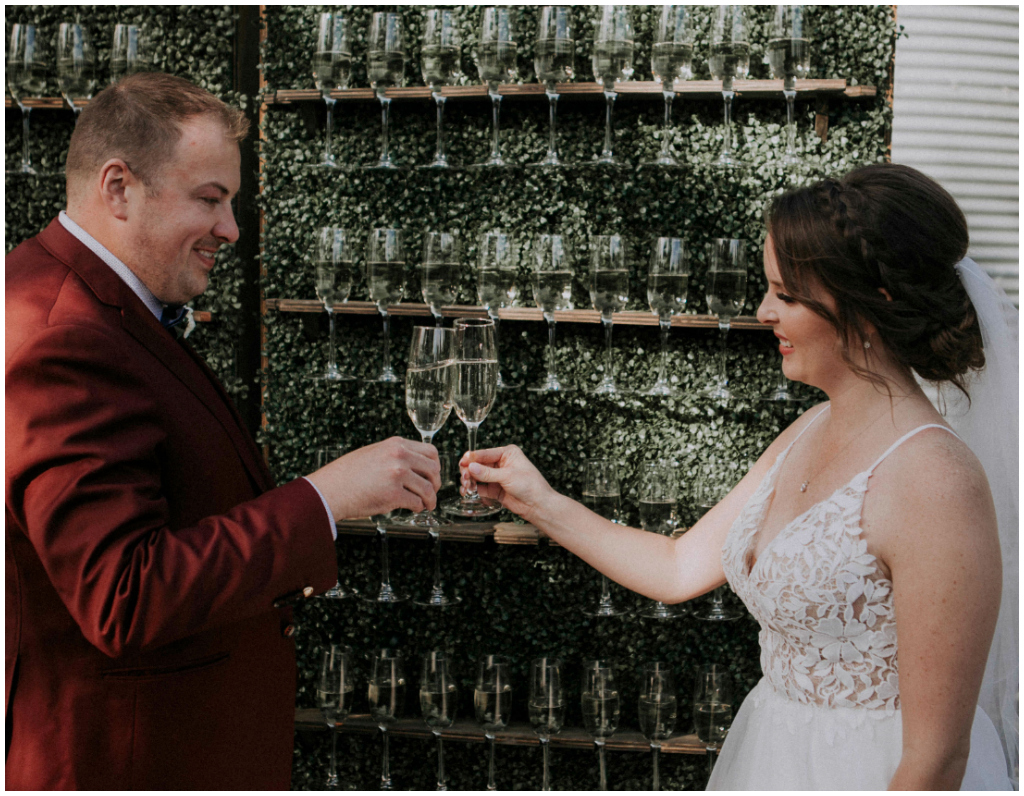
[766,163,984,396]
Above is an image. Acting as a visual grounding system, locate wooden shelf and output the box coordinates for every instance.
[266,299,769,331]
[295,711,711,755]
[264,78,875,105]
[5,97,90,110]
[334,519,554,546]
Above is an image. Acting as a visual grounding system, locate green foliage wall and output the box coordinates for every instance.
[4,5,249,399]
[262,5,897,791]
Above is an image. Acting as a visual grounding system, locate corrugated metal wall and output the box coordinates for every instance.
[891,4,1019,303]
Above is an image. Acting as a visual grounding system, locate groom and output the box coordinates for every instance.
[5,73,441,788]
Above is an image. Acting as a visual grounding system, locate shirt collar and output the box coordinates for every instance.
[58,210,165,321]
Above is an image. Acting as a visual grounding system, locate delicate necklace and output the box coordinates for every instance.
[799,399,908,493]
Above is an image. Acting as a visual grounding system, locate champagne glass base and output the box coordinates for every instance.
[641,153,680,167]
[406,511,453,528]
[308,160,348,171]
[7,166,38,177]
[469,157,513,169]
[591,154,626,167]
[709,155,749,172]
[527,153,568,168]
[591,379,625,396]
[703,384,733,402]
[413,590,461,608]
[417,159,453,170]
[695,607,743,622]
[528,375,571,393]
[309,370,357,383]
[364,160,405,171]
[359,587,409,604]
[366,369,403,384]
[441,495,502,518]
[582,601,630,618]
[321,581,349,600]
[642,380,679,397]
[640,602,686,620]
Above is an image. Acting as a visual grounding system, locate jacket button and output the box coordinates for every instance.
[303,586,314,598]
[282,624,295,638]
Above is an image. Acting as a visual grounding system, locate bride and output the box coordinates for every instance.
[461,164,1017,790]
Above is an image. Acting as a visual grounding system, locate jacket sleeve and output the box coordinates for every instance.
[5,323,338,658]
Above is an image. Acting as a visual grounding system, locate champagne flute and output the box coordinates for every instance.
[591,6,634,166]
[442,318,501,518]
[420,651,458,791]
[581,659,620,790]
[638,462,684,619]
[530,6,574,168]
[644,237,690,396]
[57,23,97,122]
[476,231,520,390]
[366,228,405,383]
[420,232,460,327]
[529,657,564,791]
[692,468,741,621]
[703,238,747,402]
[311,12,352,170]
[708,6,750,169]
[644,6,693,167]
[581,458,628,617]
[764,360,800,402]
[361,509,407,604]
[369,649,407,790]
[110,24,152,82]
[318,645,354,790]
[316,447,349,600]
[693,664,733,782]
[312,227,357,382]
[421,8,462,169]
[474,654,511,791]
[769,6,810,168]
[528,235,574,393]
[367,12,406,170]
[7,24,47,176]
[473,7,518,168]
[639,661,678,791]
[589,235,629,395]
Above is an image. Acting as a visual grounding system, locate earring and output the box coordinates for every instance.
[863,340,872,349]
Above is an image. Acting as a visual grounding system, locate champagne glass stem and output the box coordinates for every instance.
[706,747,715,783]
[599,574,614,610]
[324,97,336,166]
[429,531,444,598]
[464,424,481,501]
[545,316,558,382]
[327,727,339,788]
[716,323,730,390]
[378,95,392,166]
[488,85,502,163]
[490,311,507,387]
[73,106,82,125]
[541,737,551,791]
[486,734,497,791]
[433,93,447,165]
[721,89,735,162]
[435,732,446,790]
[21,106,33,173]
[380,727,392,789]
[546,87,559,161]
[601,90,616,160]
[597,739,608,790]
[660,91,674,159]
[657,318,670,386]
[602,316,615,384]
[652,742,661,791]
[380,308,392,378]
[378,524,394,599]
[784,86,797,160]
[327,308,339,375]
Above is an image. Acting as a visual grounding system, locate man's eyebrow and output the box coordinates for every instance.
[196,182,232,196]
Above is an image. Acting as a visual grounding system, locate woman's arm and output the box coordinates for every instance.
[869,435,1002,790]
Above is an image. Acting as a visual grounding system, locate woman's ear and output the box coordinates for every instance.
[879,287,893,302]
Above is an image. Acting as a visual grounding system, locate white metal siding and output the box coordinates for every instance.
[891,4,1019,303]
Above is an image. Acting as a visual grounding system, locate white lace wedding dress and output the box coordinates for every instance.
[708,411,1012,790]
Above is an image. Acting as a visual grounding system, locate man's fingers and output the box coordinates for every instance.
[462,446,507,466]
[467,461,503,482]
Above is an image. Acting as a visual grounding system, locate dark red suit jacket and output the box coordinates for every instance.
[5,220,337,789]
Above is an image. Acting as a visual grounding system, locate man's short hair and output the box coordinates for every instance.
[65,72,249,198]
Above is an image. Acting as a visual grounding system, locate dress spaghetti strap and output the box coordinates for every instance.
[867,424,960,475]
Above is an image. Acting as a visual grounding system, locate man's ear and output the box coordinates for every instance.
[97,159,134,221]
[878,287,893,302]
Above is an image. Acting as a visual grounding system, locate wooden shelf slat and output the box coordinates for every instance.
[295,710,711,755]
[335,519,552,546]
[266,298,768,331]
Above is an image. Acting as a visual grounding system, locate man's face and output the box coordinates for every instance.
[126,116,241,305]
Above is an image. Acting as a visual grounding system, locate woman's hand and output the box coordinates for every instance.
[460,445,556,524]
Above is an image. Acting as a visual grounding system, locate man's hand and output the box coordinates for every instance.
[461,445,557,525]
[307,437,441,520]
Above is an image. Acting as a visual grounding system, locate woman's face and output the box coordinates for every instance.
[756,235,847,390]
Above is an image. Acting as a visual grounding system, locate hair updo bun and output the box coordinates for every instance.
[766,163,984,396]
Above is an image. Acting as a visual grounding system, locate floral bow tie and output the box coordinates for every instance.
[160,305,195,340]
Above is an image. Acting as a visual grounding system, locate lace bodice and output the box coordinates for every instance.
[722,411,955,715]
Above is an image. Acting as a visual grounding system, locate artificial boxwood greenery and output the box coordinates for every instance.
[262,5,897,791]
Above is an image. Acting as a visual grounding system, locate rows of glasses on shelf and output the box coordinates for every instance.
[308,5,812,171]
[318,646,734,790]
[311,226,794,403]
[6,22,151,175]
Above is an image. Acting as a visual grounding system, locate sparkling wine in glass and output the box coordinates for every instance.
[318,645,354,790]
[420,650,457,791]
[591,6,634,166]
[581,458,628,617]
[315,447,349,599]
[420,232,460,327]
[708,6,750,170]
[692,468,742,621]
[474,7,518,168]
[312,227,357,382]
[529,657,564,791]
[442,319,501,518]
[769,6,811,167]
[639,661,678,791]
[366,228,405,383]
[704,238,747,402]
[639,462,684,619]
[421,8,462,169]
[7,24,47,176]
[110,24,152,83]
[530,6,574,168]
[57,23,97,122]
[367,12,406,170]
[528,235,574,393]
[475,654,511,791]
[694,664,733,781]
[369,649,407,790]
[589,235,629,395]
[311,12,352,170]
[644,237,689,396]
[476,231,520,390]
[582,659,620,790]
[644,6,693,167]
